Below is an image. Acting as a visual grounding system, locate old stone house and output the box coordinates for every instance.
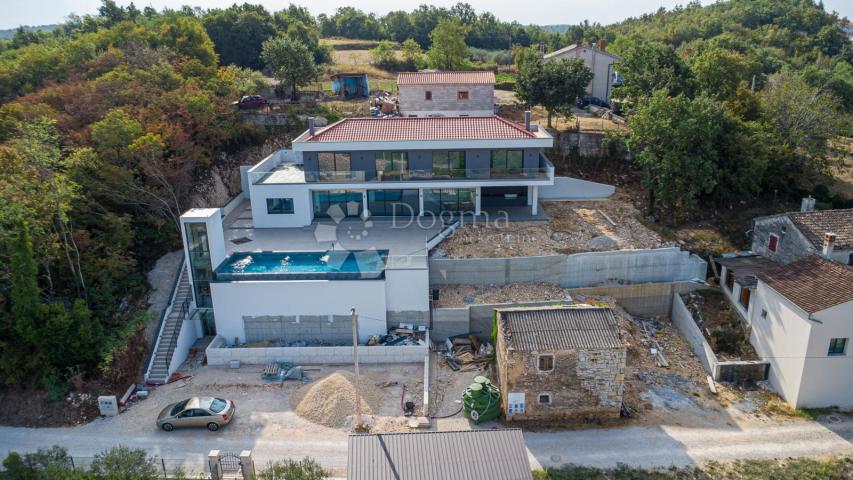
[397,71,495,117]
[495,306,626,422]
[751,205,853,266]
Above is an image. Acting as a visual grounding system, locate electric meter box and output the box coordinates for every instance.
[98,395,119,416]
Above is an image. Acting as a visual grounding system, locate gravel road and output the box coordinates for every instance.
[1,414,850,475]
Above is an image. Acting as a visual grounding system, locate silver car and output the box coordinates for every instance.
[156,397,235,432]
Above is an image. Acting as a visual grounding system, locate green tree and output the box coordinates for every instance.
[257,458,329,480]
[613,38,695,103]
[203,4,276,70]
[261,37,317,101]
[90,109,143,164]
[515,49,593,128]
[157,17,218,68]
[427,18,470,70]
[370,41,396,67]
[691,46,760,101]
[760,70,844,189]
[9,222,40,328]
[627,91,720,223]
[401,38,423,68]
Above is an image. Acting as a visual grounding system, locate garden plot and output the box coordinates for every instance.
[681,289,759,361]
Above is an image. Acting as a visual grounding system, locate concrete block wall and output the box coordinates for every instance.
[242,314,352,345]
[429,248,707,289]
[206,334,428,365]
[387,310,429,327]
[431,308,470,340]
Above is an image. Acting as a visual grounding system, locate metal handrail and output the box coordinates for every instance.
[144,256,185,380]
[160,293,192,376]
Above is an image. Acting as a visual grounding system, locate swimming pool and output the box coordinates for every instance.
[214,250,389,281]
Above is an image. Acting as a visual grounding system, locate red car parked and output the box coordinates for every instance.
[232,95,267,109]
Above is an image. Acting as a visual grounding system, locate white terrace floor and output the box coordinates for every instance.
[222,200,445,266]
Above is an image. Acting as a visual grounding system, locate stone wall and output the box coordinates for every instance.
[751,215,813,263]
[497,342,626,422]
[206,335,427,365]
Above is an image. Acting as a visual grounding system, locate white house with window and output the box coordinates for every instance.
[714,255,779,320]
[748,256,853,408]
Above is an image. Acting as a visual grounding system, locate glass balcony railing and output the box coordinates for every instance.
[250,154,555,185]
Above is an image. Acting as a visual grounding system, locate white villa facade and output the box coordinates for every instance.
[169,115,557,361]
[748,256,853,408]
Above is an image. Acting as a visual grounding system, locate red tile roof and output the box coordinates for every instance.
[787,208,853,250]
[396,71,496,85]
[306,116,536,142]
[757,256,853,314]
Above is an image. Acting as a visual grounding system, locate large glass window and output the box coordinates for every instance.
[313,190,363,218]
[317,152,351,181]
[184,223,213,309]
[490,150,523,176]
[423,188,475,215]
[266,198,294,214]
[432,151,466,178]
[376,152,408,180]
[368,189,419,217]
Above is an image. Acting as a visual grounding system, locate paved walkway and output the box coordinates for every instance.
[1,416,850,475]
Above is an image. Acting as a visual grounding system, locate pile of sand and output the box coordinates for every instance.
[293,371,375,428]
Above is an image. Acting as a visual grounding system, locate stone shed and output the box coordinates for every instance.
[495,306,626,422]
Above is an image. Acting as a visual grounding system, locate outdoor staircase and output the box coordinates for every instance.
[147,266,192,385]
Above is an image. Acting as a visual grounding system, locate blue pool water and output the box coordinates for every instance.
[215,250,389,281]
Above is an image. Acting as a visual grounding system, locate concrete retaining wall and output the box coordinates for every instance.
[431,282,704,342]
[539,176,615,200]
[670,293,770,382]
[429,247,707,288]
[205,335,428,365]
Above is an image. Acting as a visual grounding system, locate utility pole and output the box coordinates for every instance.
[351,307,363,430]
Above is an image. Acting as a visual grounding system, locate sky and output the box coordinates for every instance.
[1,0,851,30]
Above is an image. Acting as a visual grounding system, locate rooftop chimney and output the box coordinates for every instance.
[308,117,316,136]
[524,110,531,131]
[800,196,816,212]
[823,232,836,259]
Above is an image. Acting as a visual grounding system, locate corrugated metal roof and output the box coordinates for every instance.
[306,116,535,142]
[499,307,624,350]
[347,429,532,480]
[397,71,496,85]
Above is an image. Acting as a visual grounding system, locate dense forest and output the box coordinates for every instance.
[0,0,850,403]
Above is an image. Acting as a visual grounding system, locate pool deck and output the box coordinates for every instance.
[221,200,443,269]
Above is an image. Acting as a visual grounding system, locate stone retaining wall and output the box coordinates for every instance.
[205,335,428,365]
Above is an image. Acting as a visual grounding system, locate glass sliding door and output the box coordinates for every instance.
[368,189,419,216]
[313,190,363,218]
[423,188,475,215]
[376,152,408,181]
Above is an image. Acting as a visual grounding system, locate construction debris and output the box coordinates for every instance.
[370,92,398,117]
[371,324,428,347]
[261,362,311,382]
[434,334,493,367]
[293,371,377,428]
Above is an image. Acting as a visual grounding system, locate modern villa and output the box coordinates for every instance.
[145,113,559,382]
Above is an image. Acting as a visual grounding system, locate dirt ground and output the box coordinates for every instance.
[681,289,760,361]
[494,91,625,133]
[435,199,666,258]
